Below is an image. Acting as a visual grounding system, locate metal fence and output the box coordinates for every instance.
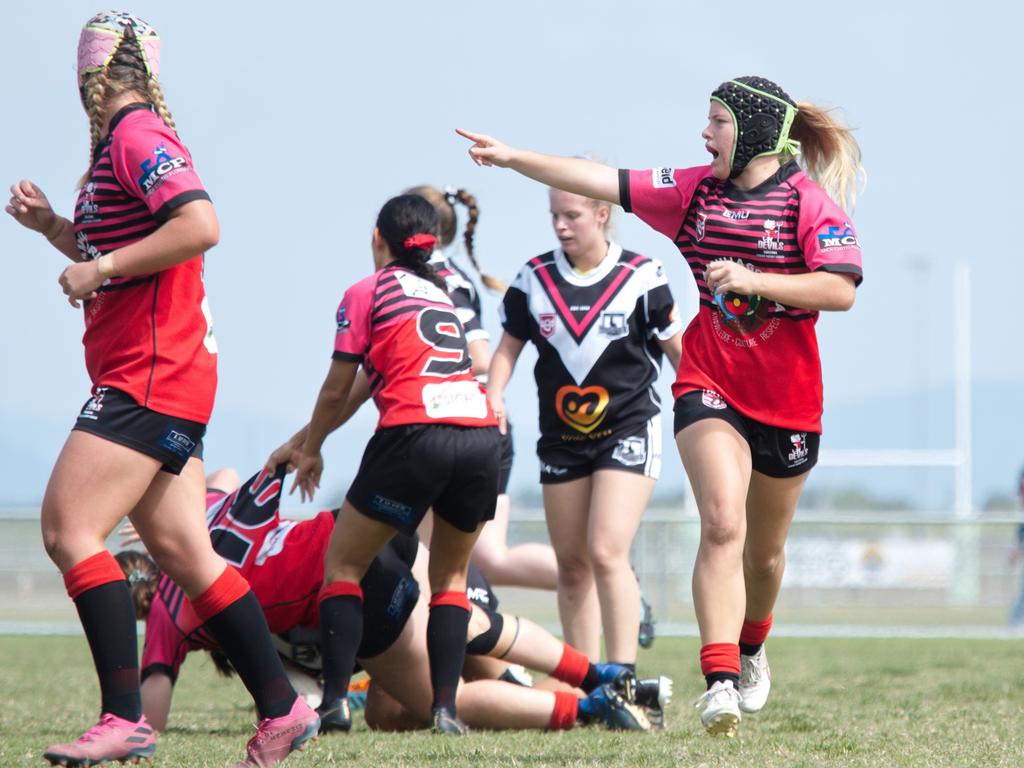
[3,509,1022,638]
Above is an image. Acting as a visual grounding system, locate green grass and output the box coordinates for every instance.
[1,636,1022,767]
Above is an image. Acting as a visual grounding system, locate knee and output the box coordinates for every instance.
[588,542,629,580]
[744,548,785,579]
[556,553,592,588]
[698,499,745,549]
[40,525,62,564]
[40,515,93,571]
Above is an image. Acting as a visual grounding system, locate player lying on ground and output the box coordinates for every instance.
[272,524,674,730]
[118,466,655,733]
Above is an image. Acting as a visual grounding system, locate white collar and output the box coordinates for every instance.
[553,242,622,286]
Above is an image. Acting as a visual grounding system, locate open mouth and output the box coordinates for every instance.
[706,144,720,159]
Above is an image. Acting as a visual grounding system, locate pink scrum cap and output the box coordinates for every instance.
[77,10,160,80]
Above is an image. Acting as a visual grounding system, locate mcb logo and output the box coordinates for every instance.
[817,223,858,250]
[138,142,188,194]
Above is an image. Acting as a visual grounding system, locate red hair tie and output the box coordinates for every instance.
[403,233,437,251]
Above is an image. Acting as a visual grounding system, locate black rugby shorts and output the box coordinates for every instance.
[347,423,501,535]
[72,386,205,475]
[673,389,819,478]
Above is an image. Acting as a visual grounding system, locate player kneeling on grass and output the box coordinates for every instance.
[118,465,652,734]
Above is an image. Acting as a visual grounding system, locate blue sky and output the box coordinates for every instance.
[1,1,1021,510]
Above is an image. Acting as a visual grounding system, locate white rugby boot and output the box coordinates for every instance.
[693,679,741,737]
[738,645,771,713]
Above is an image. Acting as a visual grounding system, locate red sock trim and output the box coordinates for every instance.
[319,581,364,604]
[700,642,740,676]
[429,591,470,611]
[552,644,590,689]
[548,691,579,730]
[740,614,773,647]
[192,567,250,622]
[64,550,124,600]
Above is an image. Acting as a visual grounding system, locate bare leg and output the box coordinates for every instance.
[365,596,560,731]
[588,470,654,664]
[676,420,752,645]
[324,502,400,583]
[204,467,240,494]
[543,477,601,660]
[743,471,808,620]
[130,456,230,596]
[471,495,559,590]
[42,431,162,572]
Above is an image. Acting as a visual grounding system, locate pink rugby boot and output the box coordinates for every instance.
[43,712,156,766]
[234,696,320,768]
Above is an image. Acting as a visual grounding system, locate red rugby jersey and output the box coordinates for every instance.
[332,264,497,429]
[73,103,217,423]
[619,162,862,432]
[141,470,332,682]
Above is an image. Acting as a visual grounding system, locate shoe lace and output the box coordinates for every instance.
[693,681,737,709]
[78,714,121,743]
[740,654,762,685]
[247,717,274,750]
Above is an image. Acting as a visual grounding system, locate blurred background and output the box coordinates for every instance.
[2,0,1022,635]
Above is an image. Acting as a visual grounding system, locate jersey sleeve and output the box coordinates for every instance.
[451,284,488,343]
[332,276,375,362]
[110,113,210,223]
[618,165,713,239]
[796,183,863,285]
[140,596,189,684]
[638,259,683,341]
[498,267,531,341]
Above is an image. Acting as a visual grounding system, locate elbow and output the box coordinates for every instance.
[834,285,856,312]
[197,217,220,253]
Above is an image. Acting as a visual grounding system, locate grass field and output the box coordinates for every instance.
[1,635,1022,767]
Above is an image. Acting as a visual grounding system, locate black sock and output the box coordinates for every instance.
[427,604,470,713]
[581,664,601,693]
[705,671,740,689]
[74,581,141,721]
[203,591,295,719]
[320,595,363,705]
[739,642,762,656]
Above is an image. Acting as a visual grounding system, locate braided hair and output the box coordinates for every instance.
[78,25,177,187]
[376,194,445,289]
[406,185,507,293]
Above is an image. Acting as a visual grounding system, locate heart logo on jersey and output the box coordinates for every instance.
[555,385,610,434]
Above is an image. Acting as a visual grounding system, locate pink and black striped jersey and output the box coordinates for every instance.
[73,103,216,423]
[332,264,497,429]
[141,469,333,682]
[619,161,862,432]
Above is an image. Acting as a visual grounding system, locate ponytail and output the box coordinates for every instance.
[113,550,160,621]
[376,194,446,290]
[449,188,507,293]
[790,102,865,213]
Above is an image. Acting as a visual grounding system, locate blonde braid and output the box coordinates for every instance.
[78,72,110,188]
[146,78,177,134]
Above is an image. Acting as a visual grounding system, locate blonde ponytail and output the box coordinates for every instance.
[790,102,865,212]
